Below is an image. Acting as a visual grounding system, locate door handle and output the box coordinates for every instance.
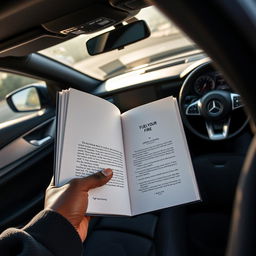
[29,136,52,146]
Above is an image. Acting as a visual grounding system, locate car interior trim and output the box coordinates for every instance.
[0,117,55,170]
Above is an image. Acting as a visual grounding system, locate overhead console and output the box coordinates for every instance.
[0,0,151,57]
[43,2,141,35]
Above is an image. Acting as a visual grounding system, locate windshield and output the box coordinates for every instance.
[40,6,197,80]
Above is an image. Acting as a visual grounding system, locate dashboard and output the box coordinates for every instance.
[94,58,251,157]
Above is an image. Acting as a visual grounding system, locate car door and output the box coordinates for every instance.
[0,71,56,232]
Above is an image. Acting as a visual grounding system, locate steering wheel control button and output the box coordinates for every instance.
[231,93,243,109]
[207,99,223,116]
[186,101,200,115]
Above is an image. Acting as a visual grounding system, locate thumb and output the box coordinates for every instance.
[77,168,113,192]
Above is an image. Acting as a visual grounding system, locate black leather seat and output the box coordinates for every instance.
[83,207,187,256]
[83,153,245,256]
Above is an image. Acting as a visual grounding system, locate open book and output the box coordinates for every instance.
[55,88,200,216]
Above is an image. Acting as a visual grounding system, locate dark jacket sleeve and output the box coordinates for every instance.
[0,210,83,256]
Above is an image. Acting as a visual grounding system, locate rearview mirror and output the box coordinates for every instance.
[6,84,49,112]
[86,20,150,56]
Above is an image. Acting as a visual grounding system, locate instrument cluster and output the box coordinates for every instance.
[193,71,230,96]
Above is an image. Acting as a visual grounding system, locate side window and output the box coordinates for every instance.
[0,72,45,124]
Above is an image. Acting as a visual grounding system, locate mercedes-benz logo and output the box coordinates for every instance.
[207,99,223,116]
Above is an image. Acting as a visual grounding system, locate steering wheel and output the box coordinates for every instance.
[179,62,248,140]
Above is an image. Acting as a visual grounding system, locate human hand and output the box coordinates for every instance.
[44,169,113,241]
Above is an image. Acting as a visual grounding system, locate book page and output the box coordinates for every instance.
[55,90,69,185]
[58,89,131,216]
[121,97,200,215]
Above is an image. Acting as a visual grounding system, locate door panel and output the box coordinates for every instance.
[0,72,56,231]
[0,118,55,171]
[0,145,54,232]
[0,118,55,232]
[0,117,55,231]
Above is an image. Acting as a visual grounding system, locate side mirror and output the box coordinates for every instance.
[6,84,49,112]
[86,20,150,55]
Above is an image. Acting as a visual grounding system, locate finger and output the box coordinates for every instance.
[50,176,55,186]
[76,168,113,192]
[46,176,55,190]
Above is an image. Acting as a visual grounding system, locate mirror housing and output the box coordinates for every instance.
[86,20,150,55]
[6,84,49,112]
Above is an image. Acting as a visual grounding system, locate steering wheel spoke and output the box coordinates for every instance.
[205,118,231,140]
[185,99,201,116]
[230,93,243,110]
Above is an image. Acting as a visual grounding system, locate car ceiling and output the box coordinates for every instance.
[0,0,92,39]
[0,0,150,57]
